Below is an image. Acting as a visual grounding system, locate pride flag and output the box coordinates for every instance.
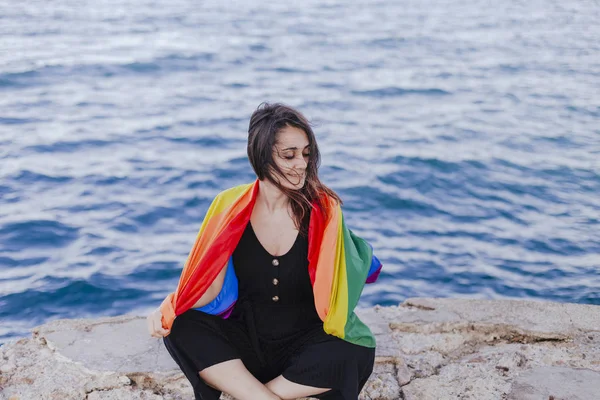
[160,180,382,347]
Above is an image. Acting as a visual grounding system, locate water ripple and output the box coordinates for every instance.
[0,220,79,251]
[352,87,452,97]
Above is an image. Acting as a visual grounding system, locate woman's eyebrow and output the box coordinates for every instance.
[281,144,310,151]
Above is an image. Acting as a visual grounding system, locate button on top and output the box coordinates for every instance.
[272,259,279,266]
[272,278,279,285]
[272,295,279,302]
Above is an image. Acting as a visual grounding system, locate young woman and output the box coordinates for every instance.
[147,103,382,400]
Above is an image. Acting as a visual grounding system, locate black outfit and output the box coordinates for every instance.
[163,221,375,399]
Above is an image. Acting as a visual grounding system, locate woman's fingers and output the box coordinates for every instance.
[146,310,170,338]
[152,329,170,338]
[153,316,163,336]
[147,312,158,336]
[155,312,169,336]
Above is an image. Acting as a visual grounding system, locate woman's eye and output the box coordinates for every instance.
[282,152,309,160]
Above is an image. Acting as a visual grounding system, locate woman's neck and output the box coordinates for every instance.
[257,179,290,214]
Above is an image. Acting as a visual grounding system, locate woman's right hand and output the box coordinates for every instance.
[146,307,171,338]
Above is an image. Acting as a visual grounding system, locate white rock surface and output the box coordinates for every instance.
[508,366,600,400]
[1,298,599,400]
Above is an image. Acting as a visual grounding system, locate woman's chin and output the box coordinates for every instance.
[284,177,305,190]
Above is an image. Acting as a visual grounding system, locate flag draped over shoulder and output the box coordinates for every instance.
[160,180,383,348]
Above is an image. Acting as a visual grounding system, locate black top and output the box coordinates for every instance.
[230,221,323,340]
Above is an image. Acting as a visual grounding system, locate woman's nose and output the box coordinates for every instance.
[294,154,308,168]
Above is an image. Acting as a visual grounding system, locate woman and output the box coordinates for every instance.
[147,103,382,400]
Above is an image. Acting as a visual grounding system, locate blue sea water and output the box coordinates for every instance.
[0,0,599,345]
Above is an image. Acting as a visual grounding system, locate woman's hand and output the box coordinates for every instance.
[147,307,171,338]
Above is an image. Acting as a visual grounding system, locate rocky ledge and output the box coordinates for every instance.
[1,298,599,400]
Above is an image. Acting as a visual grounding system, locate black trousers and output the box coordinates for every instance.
[162,309,375,400]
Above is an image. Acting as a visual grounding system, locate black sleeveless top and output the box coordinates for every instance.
[229,221,323,341]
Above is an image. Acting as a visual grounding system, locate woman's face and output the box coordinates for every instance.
[271,125,310,190]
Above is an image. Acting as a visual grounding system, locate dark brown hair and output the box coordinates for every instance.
[247,102,342,234]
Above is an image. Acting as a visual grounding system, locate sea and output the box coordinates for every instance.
[1,0,599,345]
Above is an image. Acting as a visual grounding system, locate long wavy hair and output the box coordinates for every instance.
[247,102,342,234]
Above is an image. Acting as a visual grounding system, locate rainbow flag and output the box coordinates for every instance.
[160,180,382,347]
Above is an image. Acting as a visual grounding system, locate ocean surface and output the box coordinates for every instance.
[1,0,599,345]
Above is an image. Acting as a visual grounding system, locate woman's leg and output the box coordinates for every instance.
[163,309,274,399]
[265,376,331,400]
[276,334,376,400]
[165,334,280,400]
[163,334,221,400]
[200,359,281,400]
[163,310,279,400]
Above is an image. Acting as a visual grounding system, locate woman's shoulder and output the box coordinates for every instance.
[212,181,256,203]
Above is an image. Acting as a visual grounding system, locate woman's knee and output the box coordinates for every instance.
[168,310,202,337]
[162,314,197,351]
[266,376,330,399]
[200,360,280,400]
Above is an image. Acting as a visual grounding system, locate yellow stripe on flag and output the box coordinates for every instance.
[323,205,349,338]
